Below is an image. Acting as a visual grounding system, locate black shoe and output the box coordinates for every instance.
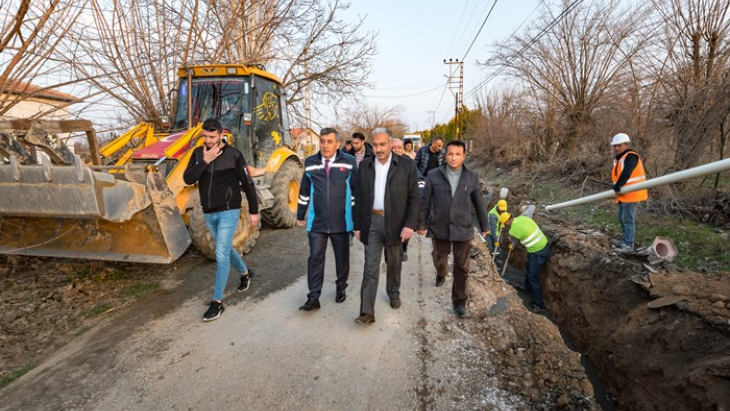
[335,289,346,303]
[203,301,224,322]
[390,298,401,309]
[435,276,445,287]
[455,305,467,318]
[238,271,251,292]
[299,299,320,311]
[402,251,408,262]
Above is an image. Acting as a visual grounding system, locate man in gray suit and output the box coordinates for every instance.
[353,128,420,324]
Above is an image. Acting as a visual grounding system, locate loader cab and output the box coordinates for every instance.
[172,65,291,168]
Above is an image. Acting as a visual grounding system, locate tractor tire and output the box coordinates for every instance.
[188,197,260,261]
[261,159,301,228]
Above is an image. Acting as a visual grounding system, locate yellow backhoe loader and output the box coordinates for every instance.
[0,64,302,263]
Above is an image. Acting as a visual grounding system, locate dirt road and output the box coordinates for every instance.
[0,227,597,410]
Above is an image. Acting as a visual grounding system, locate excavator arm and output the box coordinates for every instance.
[99,123,160,166]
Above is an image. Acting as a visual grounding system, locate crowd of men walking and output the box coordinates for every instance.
[188,119,647,323]
[294,127,552,323]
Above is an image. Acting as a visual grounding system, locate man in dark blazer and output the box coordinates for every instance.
[417,140,489,318]
[353,128,420,325]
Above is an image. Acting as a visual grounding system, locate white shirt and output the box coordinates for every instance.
[321,153,334,166]
[372,154,392,211]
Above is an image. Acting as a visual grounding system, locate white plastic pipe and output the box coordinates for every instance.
[545,158,730,211]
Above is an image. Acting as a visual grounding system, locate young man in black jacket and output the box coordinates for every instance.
[297,128,358,311]
[183,118,260,321]
[418,140,489,318]
[345,132,373,166]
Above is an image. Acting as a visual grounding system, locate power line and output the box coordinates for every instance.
[454,0,485,55]
[505,2,541,44]
[365,84,444,99]
[461,0,499,61]
[446,0,472,53]
[461,1,540,98]
[464,0,584,101]
[432,83,449,124]
[373,82,443,90]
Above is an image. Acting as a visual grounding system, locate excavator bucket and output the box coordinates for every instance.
[0,157,192,263]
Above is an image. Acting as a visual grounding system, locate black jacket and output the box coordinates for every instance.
[414,143,445,176]
[353,154,420,246]
[183,142,259,214]
[346,142,374,162]
[297,151,357,233]
[418,164,488,242]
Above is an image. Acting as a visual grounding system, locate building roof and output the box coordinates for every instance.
[1,80,80,103]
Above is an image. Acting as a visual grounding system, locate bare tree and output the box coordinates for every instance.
[653,0,730,170]
[65,0,204,127]
[0,0,90,117]
[211,0,377,124]
[468,89,528,160]
[336,103,407,139]
[63,0,375,129]
[493,0,650,155]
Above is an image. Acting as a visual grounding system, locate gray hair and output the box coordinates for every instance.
[320,127,341,142]
[371,127,392,139]
[391,138,403,146]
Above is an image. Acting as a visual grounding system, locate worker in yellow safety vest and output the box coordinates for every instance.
[487,199,508,253]
[501,212,550,313]
[610,133,648,253]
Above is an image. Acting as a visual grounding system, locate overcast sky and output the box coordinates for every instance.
[336,0,542,131]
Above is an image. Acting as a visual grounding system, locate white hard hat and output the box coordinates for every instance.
[611,133,631,145]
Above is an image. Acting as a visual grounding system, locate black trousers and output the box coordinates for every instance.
[432,238,471,306]
[307,231,350,300]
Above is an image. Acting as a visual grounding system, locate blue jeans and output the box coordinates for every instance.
[525,245,550,308]
[204,209,248,301]
[617,202,638,247]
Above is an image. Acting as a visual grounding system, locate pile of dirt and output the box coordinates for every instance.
[0,253,195,386]
[463,238,600,410]
[539,218,730,410]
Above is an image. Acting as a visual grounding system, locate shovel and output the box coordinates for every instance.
[490,244,502,271]
[501,248,512,277]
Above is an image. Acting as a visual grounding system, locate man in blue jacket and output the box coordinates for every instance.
[297,128,358,311]
[414,136,444,177]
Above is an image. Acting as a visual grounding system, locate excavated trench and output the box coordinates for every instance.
[523,217,730,411]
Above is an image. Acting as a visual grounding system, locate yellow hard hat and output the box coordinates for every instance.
[499,212,512,225]
[497,200,507,212]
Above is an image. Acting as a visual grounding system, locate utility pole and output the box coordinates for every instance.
[443,59,464,140]
[304,61,312,131]
[426,110,435,129]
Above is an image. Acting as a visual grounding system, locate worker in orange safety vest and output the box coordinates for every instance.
[610,133,648,253]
